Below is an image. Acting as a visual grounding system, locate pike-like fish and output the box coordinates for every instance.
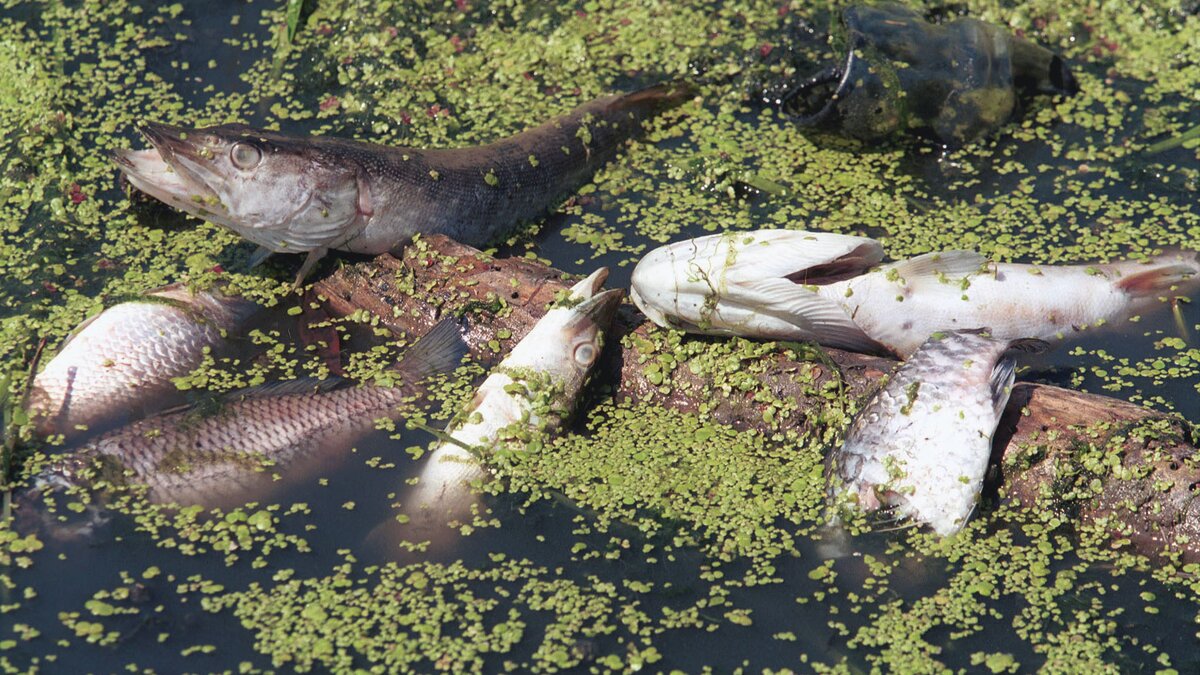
[26,285,259,440]
[26,319,467,510]
[630,230,1200,357]
[827,330,1047,536]
[408,268,622,526]
[114,84,693,283]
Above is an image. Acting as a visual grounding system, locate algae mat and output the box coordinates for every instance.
[1,0,1199,672]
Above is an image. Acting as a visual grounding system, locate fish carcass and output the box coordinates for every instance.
[630,229,1200,357]
[115,84,693,283]
[826,330,1046,535]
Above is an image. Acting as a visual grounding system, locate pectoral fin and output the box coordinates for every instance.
[247,246,274,269]
[989,338,1049,417]
[727,277,886,354]
[291,248,328,289]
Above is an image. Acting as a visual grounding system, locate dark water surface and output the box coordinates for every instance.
[3,0,1200,672]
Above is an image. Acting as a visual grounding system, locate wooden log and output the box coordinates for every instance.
[314,235,1200,562]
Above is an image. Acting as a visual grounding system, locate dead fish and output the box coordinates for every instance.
[25,319,467,512]
[630,229,888,351]
[770,3,1077,145]
[630,230,1200,357]
[114,84,693,284]
[408,268,622,527]
[25,284,259,440]
[827,330,1047,536]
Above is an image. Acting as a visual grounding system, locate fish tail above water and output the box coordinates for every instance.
[1113,252,1200,296]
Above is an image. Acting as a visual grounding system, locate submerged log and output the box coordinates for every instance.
[314,235,1200,562]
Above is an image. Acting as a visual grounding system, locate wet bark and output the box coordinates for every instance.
[314,235,1200,562]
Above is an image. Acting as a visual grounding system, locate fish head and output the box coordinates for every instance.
[629,237,714,331]
[630,230,884,334]
[114,122,370,253]
[501,268,623,405]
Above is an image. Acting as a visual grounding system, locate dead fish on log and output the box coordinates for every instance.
[114,84,693,285]
[407,268,622,530]
[630,230,1200,357]
[21,319,467,529]
[25,284,259,441]
[826,330,1047,536]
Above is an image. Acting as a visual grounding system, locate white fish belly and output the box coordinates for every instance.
[831,267,1126,356]
[409,375,529,520]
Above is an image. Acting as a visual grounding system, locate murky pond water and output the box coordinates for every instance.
[2,0,1200,672]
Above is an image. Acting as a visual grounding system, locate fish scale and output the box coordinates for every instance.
[26,287,257,439]
[31,319,467,507]
[404,269,622,533]
[630,230,1200,358]
[829,330,1046,536]
[115,84,693,285]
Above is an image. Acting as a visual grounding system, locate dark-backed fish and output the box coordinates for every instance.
[114,84,693,282]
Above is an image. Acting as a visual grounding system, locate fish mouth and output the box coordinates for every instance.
[113,122,226,221]
[562,267,622,333]
[562,288,623,342]
[566,267,611,301]
[138,121,205,166]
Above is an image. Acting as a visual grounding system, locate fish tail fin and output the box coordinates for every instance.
[610,80,697,117]
[1115,254,1200,296]
[391,319,469,381]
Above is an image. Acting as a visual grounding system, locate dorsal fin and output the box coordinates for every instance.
[882,250,987,281]
[989,338,1049,417]
[390,318,469,381]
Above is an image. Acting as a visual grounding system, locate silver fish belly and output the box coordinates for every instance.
[408,268,622,524]
[827,330,1046,536]
[26,285,258,440]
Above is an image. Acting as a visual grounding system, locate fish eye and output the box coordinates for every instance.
[573,342,597,367]
[230,142,262,170]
